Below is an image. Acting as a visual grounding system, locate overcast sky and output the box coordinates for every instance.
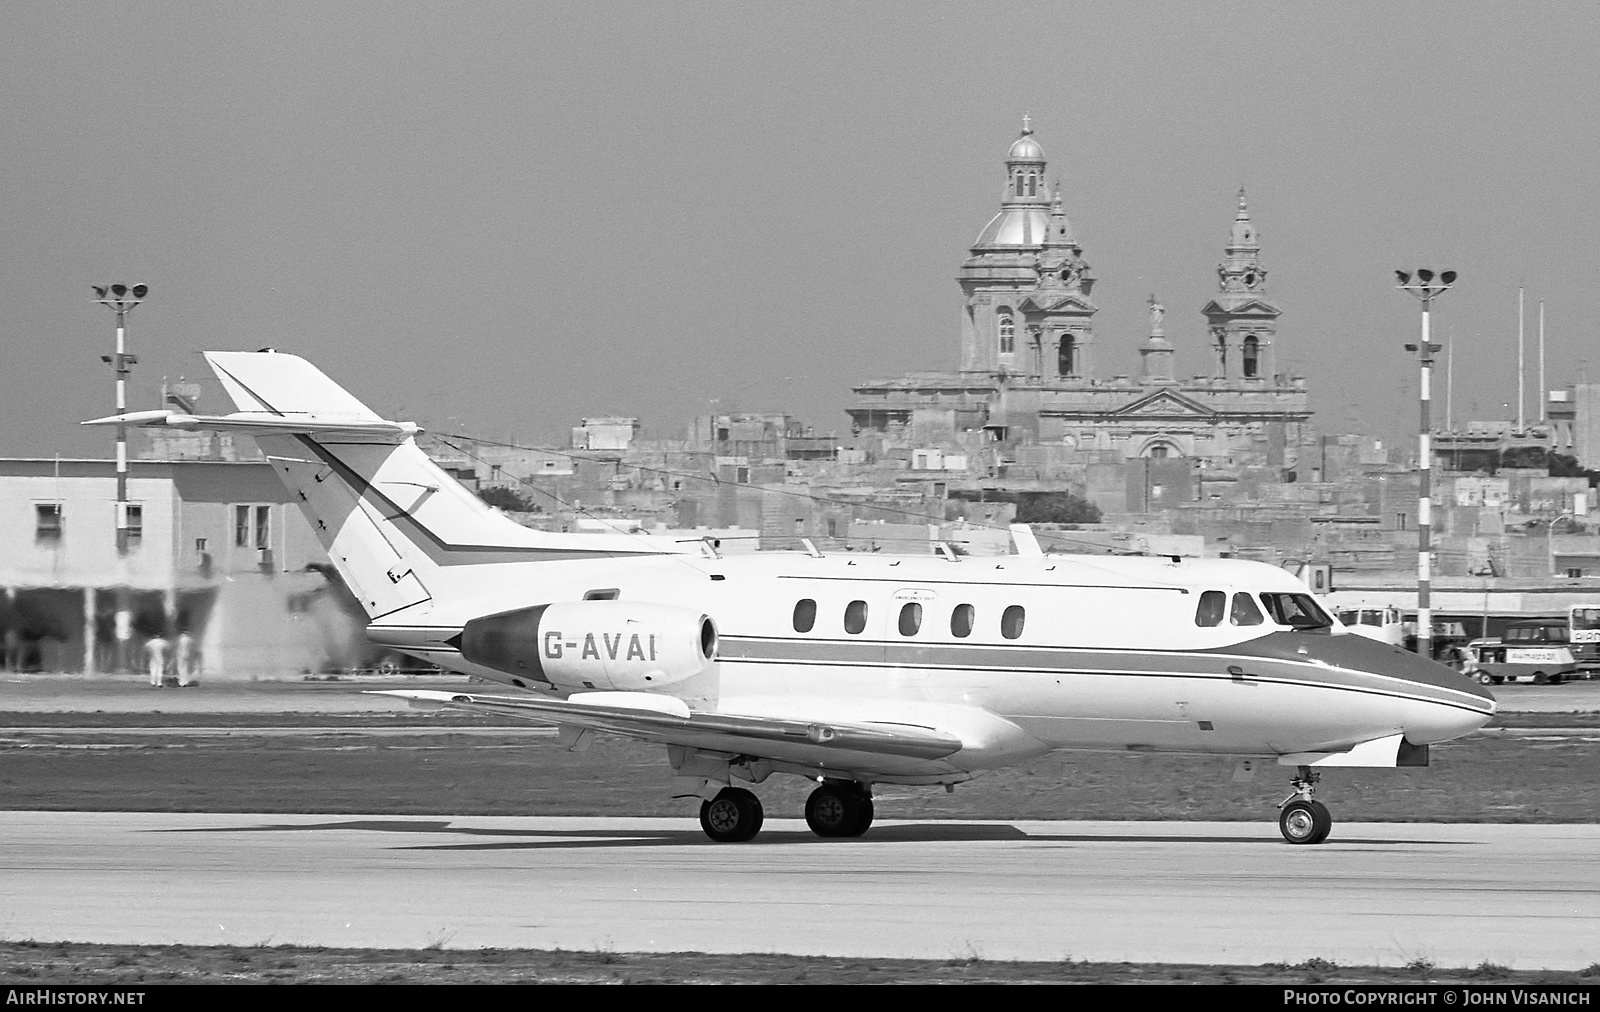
[4,2,1598,457]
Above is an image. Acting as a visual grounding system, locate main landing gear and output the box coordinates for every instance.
[1278,766,1333,845]
[695,779,874,842]
[699,787,764,842]
[804,780,874,838]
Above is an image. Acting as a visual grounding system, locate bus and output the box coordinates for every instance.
[1571,606,1600,646]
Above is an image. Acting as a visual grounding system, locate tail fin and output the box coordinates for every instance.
[87,350,665,621]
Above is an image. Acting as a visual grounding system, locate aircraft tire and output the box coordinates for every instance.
[699,787,764,843]
[1279,799,1333,845]
[842,797,874,837]
[805,783,864,838]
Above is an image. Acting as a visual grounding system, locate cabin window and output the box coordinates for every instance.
[898,602,922,636]
[793,599,817,633]
[583,588,620,601]
[1230,592,1264,626]
[951,603,975,638]
[1001,605,1026,640]
[844,600,868,635]
[1195,591,1225,627]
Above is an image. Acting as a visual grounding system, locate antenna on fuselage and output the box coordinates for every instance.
[1008,523,1044,559]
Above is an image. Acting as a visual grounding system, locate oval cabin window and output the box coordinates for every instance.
[898,602,922,636]
[844,600,868,635]
[951,603,975,638]
[793,598,817,633]
[1001,605,1026,640]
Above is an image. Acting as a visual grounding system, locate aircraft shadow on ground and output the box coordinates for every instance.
[152,819,1460,850]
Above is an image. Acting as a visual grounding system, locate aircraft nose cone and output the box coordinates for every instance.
[1225,631,1495,744]
[1306,633,1496,742]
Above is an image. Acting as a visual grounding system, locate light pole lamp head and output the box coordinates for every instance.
[1394,268,1457,301]
[92,283,149,313]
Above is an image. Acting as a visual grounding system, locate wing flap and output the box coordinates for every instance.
[372,689,964,761]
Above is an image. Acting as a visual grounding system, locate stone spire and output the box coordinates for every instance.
[1203,187,1281,381]
[1217,187,1267,293]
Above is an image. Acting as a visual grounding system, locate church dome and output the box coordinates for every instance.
[1007,131,1045,162]
[974,206,1049,248]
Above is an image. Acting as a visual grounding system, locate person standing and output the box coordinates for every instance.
[144,634,169,688]
[176,630,198,687]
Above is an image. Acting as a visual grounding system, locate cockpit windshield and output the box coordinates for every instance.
[1258,592,1333,631]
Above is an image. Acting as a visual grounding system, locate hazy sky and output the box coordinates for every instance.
[5,2,1599,457]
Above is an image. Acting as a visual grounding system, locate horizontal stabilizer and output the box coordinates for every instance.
[82,409,419,442]
[371,689,964,761]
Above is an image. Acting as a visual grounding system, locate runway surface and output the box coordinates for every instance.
[6,674,1600,713]
[4,812,1596,969]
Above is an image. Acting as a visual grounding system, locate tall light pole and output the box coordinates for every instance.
[93,284,148,554]
[1395,269,1456,660]
[93,284,147,674]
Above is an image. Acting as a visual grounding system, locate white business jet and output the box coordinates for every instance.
[88,351,1496,845]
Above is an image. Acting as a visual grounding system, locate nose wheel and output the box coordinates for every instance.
[1279,799,1332,844]
[1278,767,1333,845]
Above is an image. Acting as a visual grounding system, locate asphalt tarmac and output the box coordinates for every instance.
[3,812,1596,969]
[2,675,1596,970]
[5,672,1599,714]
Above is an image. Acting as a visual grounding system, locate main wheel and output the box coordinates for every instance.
[805,782,869,838]
[844,797,874,837]
[1279,799,1333,845]
[699,787,764,843]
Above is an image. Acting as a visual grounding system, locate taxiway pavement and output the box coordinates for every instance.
[3,812,1595,969]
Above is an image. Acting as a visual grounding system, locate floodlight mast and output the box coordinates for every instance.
[1395,269,1455,661]
[93,284,148,556]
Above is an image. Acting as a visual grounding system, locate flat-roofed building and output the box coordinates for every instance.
[0,458,365,678]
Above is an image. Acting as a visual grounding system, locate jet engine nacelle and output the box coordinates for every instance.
[459,600,717,692]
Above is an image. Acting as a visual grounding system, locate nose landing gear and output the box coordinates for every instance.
[1278,766,1333,845]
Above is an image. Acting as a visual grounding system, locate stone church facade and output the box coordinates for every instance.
[848,122,1312,469]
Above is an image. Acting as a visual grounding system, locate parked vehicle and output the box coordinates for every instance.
[1462,619,1589,685]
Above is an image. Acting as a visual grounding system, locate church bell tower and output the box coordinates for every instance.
[1201,188,1281,382]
